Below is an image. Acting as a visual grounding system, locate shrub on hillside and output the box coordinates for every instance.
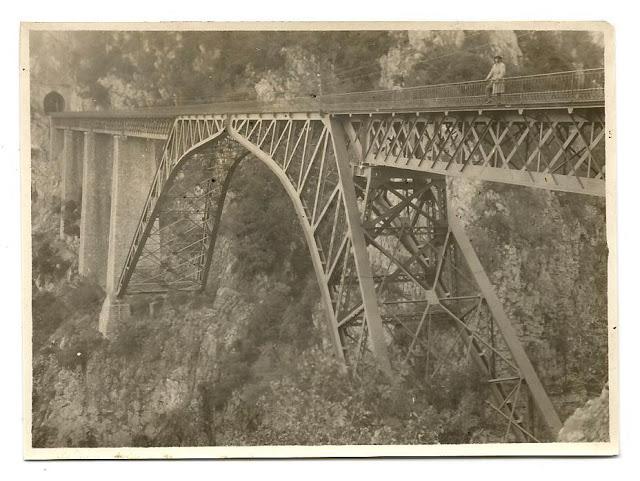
[32,278,104,351]
[61,199,81,237]
[32,235,71,286]
[32,290,67,350]
[61,278,104,314]
[55,314,105,372]
[216,348,445,445]
[109,320,153,359]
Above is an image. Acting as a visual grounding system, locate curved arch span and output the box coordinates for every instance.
[117,124,229,295]
[226,123,345,362]
[118,116,390,370]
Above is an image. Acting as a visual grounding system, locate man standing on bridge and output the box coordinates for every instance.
[485,55,506,104]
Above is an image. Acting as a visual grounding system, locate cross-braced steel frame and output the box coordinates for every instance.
[99,106,603,441]
[341,108,605,196]
[116,116,232,295]
[353,167,561,441]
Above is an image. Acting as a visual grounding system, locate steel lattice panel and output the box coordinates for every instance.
[228,117,376,368]
[125,141,241,294]
[342,109,605,196]
[358,171,554,441]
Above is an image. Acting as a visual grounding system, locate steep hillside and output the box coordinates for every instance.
[450,180,608,420]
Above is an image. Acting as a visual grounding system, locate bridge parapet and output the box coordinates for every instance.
[51,115,174,139]
[322,68,604,112]
[50,68,603,120]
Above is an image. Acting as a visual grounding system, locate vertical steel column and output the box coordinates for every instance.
[328,118,393,377]
[357,118,370,170]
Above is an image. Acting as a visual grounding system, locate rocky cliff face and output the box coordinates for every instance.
[450,179,608,420]
[378,30,523,88]
[31,177,609,447]
[32,235,254,447]
[558,386,610,442]
[33,285,255,447]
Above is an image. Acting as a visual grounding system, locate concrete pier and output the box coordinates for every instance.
[49,127,64,170]
[59,130,84,238]
[99,136,158,337]
[78,132,113,287]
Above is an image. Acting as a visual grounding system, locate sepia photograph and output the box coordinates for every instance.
[22,21,616,458]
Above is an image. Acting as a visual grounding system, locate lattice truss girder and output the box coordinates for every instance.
[342,109,605,196]
[117,116,232,295]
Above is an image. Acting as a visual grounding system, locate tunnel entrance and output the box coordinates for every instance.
[43,91,65,114]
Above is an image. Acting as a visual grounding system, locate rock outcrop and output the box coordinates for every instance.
[558,386,610,442]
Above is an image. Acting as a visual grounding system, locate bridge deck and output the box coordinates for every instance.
[49,69,607,197]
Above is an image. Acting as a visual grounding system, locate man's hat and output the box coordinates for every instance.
[494,54,503,60]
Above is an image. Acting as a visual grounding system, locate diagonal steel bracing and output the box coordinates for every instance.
[341,109,605,196]
[356,167,562,441]
[116,116,231,295]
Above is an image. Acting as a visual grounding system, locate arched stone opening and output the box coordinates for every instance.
[43,91,65,114]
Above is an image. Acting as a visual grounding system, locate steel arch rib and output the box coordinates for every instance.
[226,123,345,361]
[226,120,347,364]
[117,120,227,296]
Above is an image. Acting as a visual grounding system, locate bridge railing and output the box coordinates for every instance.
[50,69,605,122]
[319,68,604,111]
[167,68,604,113]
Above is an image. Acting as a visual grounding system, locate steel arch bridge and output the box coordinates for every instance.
[50,68,607,443]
